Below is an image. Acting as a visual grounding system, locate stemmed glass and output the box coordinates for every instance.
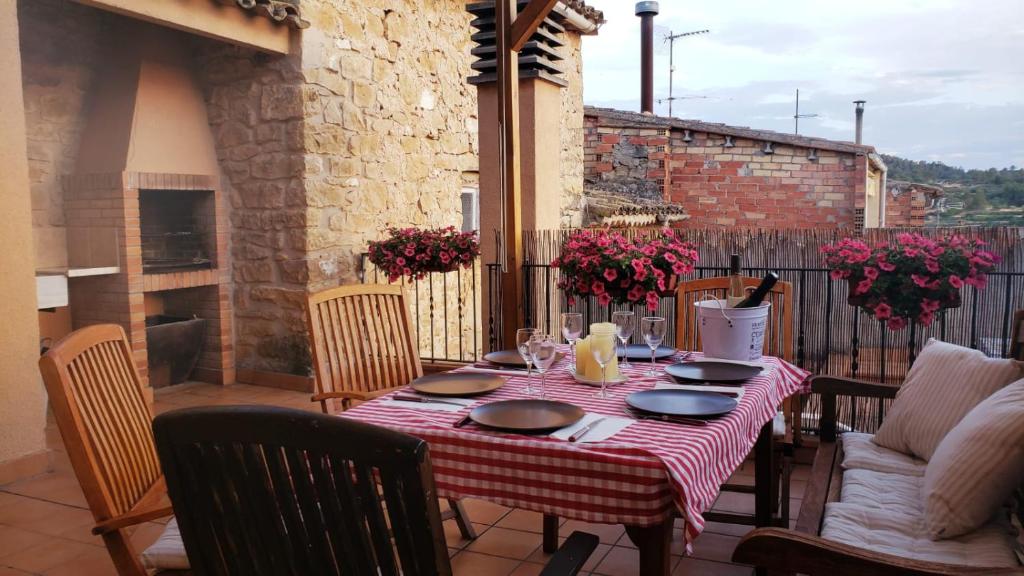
[529,334,558,399]
[516,328,539,395]
[611,311,636,369]
[641,317,667,376]
[560,312,583,372]
[591,332,616,399]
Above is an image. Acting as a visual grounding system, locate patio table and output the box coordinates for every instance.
[343,350,810,575]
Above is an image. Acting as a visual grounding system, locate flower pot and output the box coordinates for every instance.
[657,274,679,297]
[846,279,867,307]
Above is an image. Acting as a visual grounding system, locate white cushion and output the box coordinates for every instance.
[141,518,190,571]
[925,378,1024,539]
[873,339,1024,461]
[842,432,925,477]
[821,467,1020,567]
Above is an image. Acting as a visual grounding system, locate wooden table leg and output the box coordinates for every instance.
[624,517,673,576]
[754,419,775,528]
[543,514,559,553]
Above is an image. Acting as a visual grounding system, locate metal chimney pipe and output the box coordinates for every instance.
[854,100,866,144]
[636,1,659,114]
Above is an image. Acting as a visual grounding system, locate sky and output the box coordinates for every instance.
[580,0,1024,170]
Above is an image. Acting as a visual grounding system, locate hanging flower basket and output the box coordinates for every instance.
[824,234,997,330]
[367,226,479,282]
[551,229,698,310]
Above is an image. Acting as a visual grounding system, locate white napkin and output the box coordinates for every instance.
[654,381,745,401]
[381,396,476,412]
[549,413,635,443]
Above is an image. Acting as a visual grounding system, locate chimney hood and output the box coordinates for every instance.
[74,22,219,177]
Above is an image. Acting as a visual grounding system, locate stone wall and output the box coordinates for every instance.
[559,33,585,227]
[584,110,871,229]
[18,0,108,269]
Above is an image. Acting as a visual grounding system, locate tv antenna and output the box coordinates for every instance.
[793,89,818,134]
[664,28,709,117]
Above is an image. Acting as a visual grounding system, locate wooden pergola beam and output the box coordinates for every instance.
[509,0,560,52]
[496,0,558,347]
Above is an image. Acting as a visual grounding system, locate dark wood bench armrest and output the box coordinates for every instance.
[539,531,600,576]
[733,527,1023,576]
[810,375,900,398]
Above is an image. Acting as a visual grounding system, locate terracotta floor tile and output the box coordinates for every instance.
[592,544,677,576]
[689,532,741,564]
[460,498,511,525]
[0,496,94,537]
[465,526,542,560]
[559,519,625,545]
[673,557,753,575]
[711,491,754,514]
[41,544,117,576]
[0,568,33,576]
[444,519,491,549]
[449,551,520,576]
[703,521,754,538]
[2,472,88,509]
[2,537,98,573]
[494,509,552,533]
[508,561,545,575]
[0,524,50,558]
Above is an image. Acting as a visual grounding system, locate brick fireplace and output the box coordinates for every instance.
[63,23,234,390]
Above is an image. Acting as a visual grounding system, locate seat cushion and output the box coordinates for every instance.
[821,467,1021,567]
[141,518,190,571]
[873,339,1024,461]
[925,378,1024,540]
[842,432,925,477]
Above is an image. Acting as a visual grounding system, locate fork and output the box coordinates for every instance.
[627,409,709,427]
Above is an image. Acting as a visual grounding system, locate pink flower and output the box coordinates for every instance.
[591,280,606,295]
[672,262,688,275]
[627,284,646,302]
[855,279,873,295]
[873,302,892,320]
[878,260,896,272]
[665,252,678,263]
[948,275,963,289]
[911,274,931,288]
[646,291,660,310]
[830,269,848,281]
[440,252,451,264]
[921,299,940,314]
[918,311,935,327]
[887,317,908,331]
[597,293,612,306]
[603,268,618,282]
[863,267,879,280]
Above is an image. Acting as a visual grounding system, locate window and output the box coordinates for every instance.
[461,186,479,232]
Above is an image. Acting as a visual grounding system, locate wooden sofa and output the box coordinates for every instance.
[732,374,1024,575]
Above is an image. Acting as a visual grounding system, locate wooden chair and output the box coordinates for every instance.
[732,375,1024,575]
[305,283,476,539]
[39,324,175,576]
[153,405,600,576]
[676,275,797,526]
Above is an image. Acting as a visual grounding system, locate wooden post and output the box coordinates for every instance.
[496,0,558,348]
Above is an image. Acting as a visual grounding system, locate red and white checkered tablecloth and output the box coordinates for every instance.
[342,351,810,549]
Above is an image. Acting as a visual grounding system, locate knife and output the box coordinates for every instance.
[628,411,709,427]
[453,414,473,428]
[392,394,468,407]
[568,416,608,443]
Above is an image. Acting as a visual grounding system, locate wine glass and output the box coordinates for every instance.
[611,311,636,368]
[516,328,539,395]
[590,332,617,399]
[561,312,583,372]
[641,317,667,376]
[529,334,558,399]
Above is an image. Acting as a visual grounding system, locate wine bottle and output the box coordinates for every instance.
[726,254,744,308]
[735,272,778,308]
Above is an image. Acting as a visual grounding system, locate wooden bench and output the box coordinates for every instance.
[732,374,1024,575]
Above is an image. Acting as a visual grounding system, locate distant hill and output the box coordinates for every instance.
[881,154,1024,208]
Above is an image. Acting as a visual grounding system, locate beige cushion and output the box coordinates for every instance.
[821,467,1021,567]
[924,378,1024,540]
[873,339,1023,461]
[141,517,189,570]
[842,432,926,477]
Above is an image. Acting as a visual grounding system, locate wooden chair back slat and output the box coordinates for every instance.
[39,324,161,520]
[153,405,452,576]
[306,284,424,411]
[675,276,794,361]
[1011,309,1023,361]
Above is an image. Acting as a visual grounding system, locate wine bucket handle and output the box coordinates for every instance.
[698,294,733,327]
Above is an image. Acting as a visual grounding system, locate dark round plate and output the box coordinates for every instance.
[619,344,676,360]
[410,373,505,397]
[664,361,762,383]
[626,389,737,418]
[483,349,528,367]
[470,399,585,432]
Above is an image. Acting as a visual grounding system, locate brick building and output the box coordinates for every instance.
[583,107,889,229]
[886,180,944,227]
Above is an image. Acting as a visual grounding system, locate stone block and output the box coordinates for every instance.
[260,85,303,121]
